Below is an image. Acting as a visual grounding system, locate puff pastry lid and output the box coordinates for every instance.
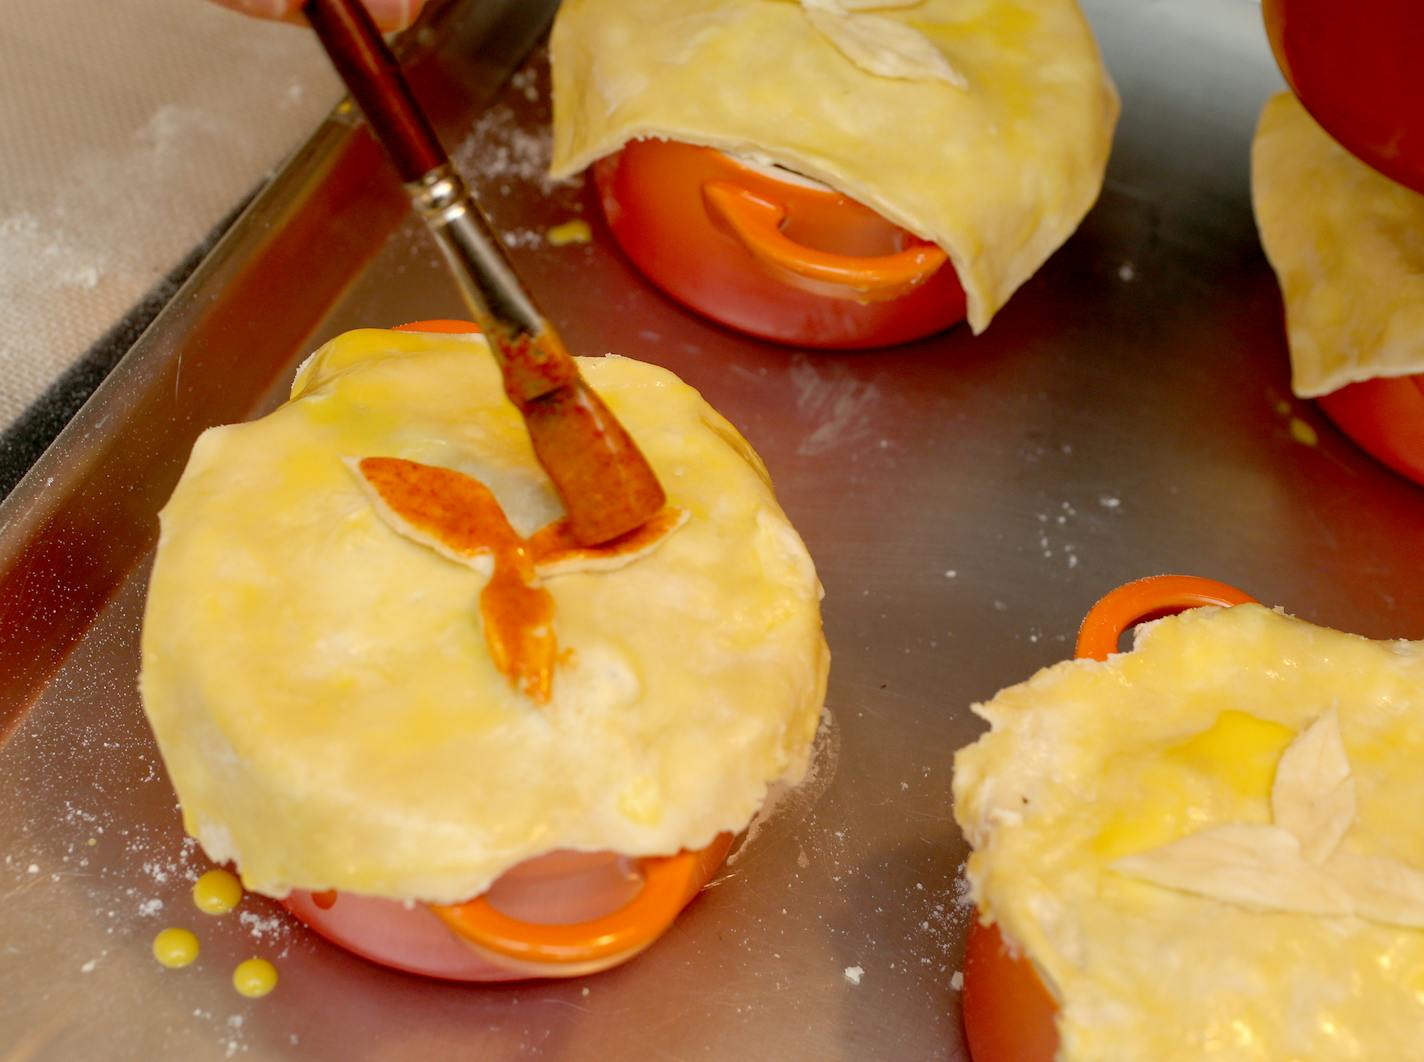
[550,0,1119,332]
[1254,91,1424,397]
[953,604,1424,1060]
[140,328,829,904]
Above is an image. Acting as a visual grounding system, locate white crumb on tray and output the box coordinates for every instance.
[238,909,289,943]
[843,965,864,986]
[500,228,542,250]
[951,970,964,991]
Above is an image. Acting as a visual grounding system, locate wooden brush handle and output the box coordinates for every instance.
[304,0,573,402]
[303,0,445,182]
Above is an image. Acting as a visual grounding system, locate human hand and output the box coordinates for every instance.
[208,0,429,32]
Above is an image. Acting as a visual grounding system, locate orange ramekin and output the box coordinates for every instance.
[277,320,735,981]
[960,575,1257,1060]
[593,139,967,349]
[283,836,735,981]
[1315,375,1424,487]
[1263,0,1424,197]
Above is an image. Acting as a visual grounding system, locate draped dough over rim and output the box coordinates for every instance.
[549,0,1119,332]
[1254,91,1424,397]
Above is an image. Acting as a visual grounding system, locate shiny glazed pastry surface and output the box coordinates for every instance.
[954,604,1424,1059]
[549,0,1118,333]
[140,328,829,904]
[1253,91,1424,397]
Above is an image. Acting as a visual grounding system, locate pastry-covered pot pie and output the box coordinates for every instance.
[953,575,1424,1060]
[140,324,829,978]
[550,0,1119,345]
[1253,91,1424,485]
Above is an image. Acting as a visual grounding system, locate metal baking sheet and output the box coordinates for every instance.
[4,0,1423,1057]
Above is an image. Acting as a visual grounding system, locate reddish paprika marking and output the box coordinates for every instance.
[357,457,681,703]
[527,507,686,569]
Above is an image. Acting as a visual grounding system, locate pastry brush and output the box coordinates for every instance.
[303,0,665,546]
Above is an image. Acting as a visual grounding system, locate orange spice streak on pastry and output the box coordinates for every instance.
[526,506,685,568]
[358,457,557,703]
[357,458,683,704]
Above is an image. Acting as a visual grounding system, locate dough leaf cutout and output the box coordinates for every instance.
[1114,708,1424,928]
[800,0,967,87]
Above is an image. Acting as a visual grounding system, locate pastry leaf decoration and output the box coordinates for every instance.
[799,0,967,88]
[1114,708,1424,927]
[1271,706,1356,864]
[352,456,686,704]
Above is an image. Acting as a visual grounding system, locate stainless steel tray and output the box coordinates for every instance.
[4,1,1423,1057]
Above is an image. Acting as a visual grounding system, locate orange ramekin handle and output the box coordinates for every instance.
[1074,575,1257,661]
[702,180,946,302]
[430,834,733,967]
[394,319,482,334]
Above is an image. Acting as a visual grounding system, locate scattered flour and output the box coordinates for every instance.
[953,861,975,912]
[454,103,578,195]
[789,357,881,457]
[725,710,839,867]
[500,228,543,250]
[238,909,290,945]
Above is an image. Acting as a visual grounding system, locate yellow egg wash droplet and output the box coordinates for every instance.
[152,928,200,968]
[233,957,278,998]
[1288,416,1319,447]
[193,868,244,915]
[547,218,593,246]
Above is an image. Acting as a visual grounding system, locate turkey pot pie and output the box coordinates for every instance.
[954,603,1424,1059]
[550,0,1120,333]
[140,327,829,905]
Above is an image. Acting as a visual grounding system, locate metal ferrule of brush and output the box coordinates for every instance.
[405,163,577,405]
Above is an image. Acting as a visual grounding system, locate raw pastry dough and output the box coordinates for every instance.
[799,0,966,87]
[1253,91,1424,397]
[141,328,829,904]
[550,0,1119,332]
[954,604,1424,1060]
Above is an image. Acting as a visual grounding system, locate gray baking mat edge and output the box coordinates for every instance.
[0,190,258,501]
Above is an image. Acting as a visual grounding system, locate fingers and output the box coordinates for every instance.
[209,0,428,32]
